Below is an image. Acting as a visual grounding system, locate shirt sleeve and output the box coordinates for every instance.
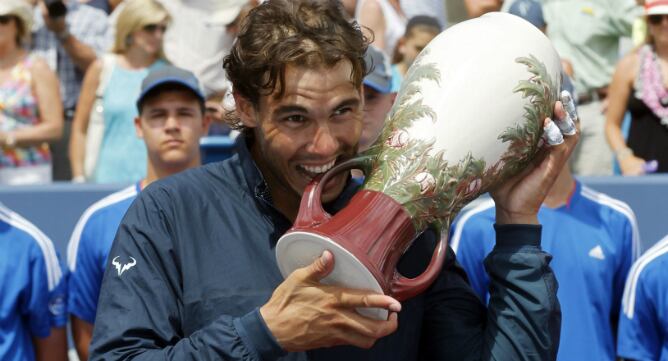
[89,189,286,361]
[617,268,662,361]
[67,215,105,324]
[420,224,561,361]
[21,238,68,338]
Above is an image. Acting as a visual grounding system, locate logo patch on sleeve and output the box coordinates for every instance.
[112,256,137,276]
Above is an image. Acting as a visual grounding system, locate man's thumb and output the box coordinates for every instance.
[304,250,335,281]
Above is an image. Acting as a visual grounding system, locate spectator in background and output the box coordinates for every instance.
[356,0,406,57]
[69,0,168,184]
[617,234,668,360]
[451,127,641,361]
[540,0,640,175]
[67,65,210,361]
[400,0,447,29]
[160,0,256,98]
[0,0,63,185]
[359,45,396,152]
[464,0,502,18]
[391,15,441,91]
[0,202,68,361]
[29,0,110,181]
[606,0,668,175]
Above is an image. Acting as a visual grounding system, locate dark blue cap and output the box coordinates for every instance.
[508,0,546,30]
[136,65,205,111]
[363,46,393,94]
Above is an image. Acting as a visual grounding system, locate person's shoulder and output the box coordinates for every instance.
[143,157,245,205]
[622,235,668,318]
[450,198,496,252]
[616,48,641,78]
[78,185,138,225]
[578,184,637,225]
[0,204,62,287]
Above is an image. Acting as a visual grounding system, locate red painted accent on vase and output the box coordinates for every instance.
[290,190,417,295]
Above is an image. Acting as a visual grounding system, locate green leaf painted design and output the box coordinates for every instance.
[360,51,559,232]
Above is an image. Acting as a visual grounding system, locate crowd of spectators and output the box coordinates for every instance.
[1,0,668,361]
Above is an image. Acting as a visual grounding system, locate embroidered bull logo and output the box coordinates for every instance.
[112,256,137,276]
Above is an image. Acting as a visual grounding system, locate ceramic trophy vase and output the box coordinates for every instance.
[275,13,562,320]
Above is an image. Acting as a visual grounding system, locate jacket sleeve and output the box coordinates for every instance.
[89,189,286,361]
[420,224,561,361]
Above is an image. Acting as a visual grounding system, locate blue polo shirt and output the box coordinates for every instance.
[451,181,640,361]
[67,183,139,323]
[618,235,668,361]
[0,203,67,361]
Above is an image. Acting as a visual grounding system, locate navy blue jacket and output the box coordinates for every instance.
[89,137,561,361]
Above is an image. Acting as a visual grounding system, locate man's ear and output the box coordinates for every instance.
[201,112,213,135]
[233,91,259,128]
[134,116,144,139]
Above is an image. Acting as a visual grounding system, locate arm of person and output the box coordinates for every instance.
[0,58,64,147]
[90,188,400,360]
[420,101,578,361]
[69,59,102,179]
[23,229,69,361]
[40,3,103,72]
[33,327,68,361]
[617,264,663,361]
[357,0,386,52]
[71,317,94,361]
[67,205,109,360]
[604,52,646,175]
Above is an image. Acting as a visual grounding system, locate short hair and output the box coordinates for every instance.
[112,0,170,56]
[223,0,370,129]
[138,84,206,116]
[405,15,442,37]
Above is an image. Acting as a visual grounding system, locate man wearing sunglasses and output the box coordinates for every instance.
[27,0,110,181]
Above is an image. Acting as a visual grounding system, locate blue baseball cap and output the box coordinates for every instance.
[363,46,393,94]
[508,0,546,30]
[136,65,205,111]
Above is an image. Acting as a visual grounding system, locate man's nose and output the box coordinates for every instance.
[308,124,339,155]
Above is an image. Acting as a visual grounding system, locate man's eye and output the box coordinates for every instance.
[284,115,306,124]
[333,107,352,116]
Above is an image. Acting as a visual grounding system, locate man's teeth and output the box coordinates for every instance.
[300,159,336,174]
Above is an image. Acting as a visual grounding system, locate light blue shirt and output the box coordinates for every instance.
[94,59,166,184]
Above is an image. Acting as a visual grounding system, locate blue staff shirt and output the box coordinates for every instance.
[618,235,668,361]
[67,183,139,323]
[451,181,640,361]
[0,203,67,361]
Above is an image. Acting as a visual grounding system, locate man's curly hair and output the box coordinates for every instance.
[222,0,370,130]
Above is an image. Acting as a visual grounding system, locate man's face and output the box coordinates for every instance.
[399,30,438,67]
[135,89,210,171]
[236,61,363,207]
[359,85,395,151]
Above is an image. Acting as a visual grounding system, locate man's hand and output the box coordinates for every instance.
[491,92,580,224]
[261,250,401,351]
[39,1,67,34]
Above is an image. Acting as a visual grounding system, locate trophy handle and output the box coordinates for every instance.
[390,223,449,302]
[293,156,373,229]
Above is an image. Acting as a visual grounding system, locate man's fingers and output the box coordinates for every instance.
[336,311,399,348]
[294,250,335,282]
[553,99,577,136]
[561,90,579,122]
[543,118,564,146]
[337,291,401,313]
